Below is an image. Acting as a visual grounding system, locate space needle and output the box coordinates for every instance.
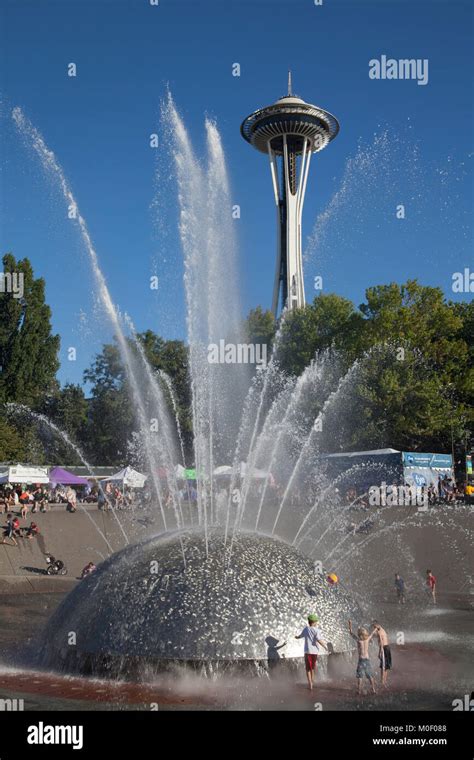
[241,73,339,316]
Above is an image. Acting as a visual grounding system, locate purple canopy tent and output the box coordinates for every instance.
[49,467,90,486]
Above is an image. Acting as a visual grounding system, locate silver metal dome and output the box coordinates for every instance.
[40,529,360,677]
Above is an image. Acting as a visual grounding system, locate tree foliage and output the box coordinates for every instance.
[0,254,59,406]
[0,255,471,466]
[275,282,472,456]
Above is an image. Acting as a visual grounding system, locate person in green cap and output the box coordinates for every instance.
[295,613,328,691]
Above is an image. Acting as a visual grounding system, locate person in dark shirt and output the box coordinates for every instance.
[394,573,405,604]
[1,514,18,546]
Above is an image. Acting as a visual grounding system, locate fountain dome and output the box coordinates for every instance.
[40,529,360,677]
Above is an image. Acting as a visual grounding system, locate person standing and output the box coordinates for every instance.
[295,613,328,691]
[65,486,77,513]
[20,487,31,513]
[426,569,437,604]
[105,482,114,509]
[437,476,445,502]
[348,620,377,695]
[394,573,405,604]
[20,497,29,520]
[97,486,106,511]
[371,621,392,687]
[465,481,474,505]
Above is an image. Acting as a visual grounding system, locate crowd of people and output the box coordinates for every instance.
[1,511,40,546]
[0,481,141,515]
[97,482,139,510]
[0,484,79,514]
[343,474,471,509]
[0,469,471,519]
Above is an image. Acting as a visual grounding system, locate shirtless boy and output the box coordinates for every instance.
[371,620,392,687]
[348,619,377,695]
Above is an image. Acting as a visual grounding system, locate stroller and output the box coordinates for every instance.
[45,554,68,576]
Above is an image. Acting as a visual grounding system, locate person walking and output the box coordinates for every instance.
[394,573,405,604]
[426,569,437,604]
[295,613,328,691]
[1,514,18,547]
[65,486,77,513]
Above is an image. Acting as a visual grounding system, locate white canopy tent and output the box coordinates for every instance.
[102,466,147,488]
[213,465,234,476]
[249,468,271,480]
[239,462,272,480]
[0,465,49,484]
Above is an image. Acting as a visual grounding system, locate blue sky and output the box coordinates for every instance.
[1,0,472,388]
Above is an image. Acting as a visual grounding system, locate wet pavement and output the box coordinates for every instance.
[0,591,472,711]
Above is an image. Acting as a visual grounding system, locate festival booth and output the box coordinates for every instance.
[402,452,453,488]
[0,464,49,485]
[321,449,402,493]
[49,467,90,487]
[102,466,147,488]
[213,465,234,476]
[321,449,453,492]
[239,462,273,481]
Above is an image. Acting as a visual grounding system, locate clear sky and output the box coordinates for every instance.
[1,0,472,388]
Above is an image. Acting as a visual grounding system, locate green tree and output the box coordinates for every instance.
[262,282,471,458]
[0,254,60,407]
[276,294,364,375]
[137,331,192,456]
[329,345,460,452]
[244,307,276,352]
[39,384,89,464]
[83,343,134,465]
[0,417,29,462]
[346,281,472,453]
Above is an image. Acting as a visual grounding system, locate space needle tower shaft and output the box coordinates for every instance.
[241,73,339,316]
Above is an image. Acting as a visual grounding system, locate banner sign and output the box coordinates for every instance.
[402,452,452,469]
[7,465,49,483]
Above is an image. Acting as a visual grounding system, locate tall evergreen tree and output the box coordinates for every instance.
[0,253,60,406]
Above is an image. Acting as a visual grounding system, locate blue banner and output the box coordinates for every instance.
[402,452,452,469]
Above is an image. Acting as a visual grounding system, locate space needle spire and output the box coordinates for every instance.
[241,75,339,316]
